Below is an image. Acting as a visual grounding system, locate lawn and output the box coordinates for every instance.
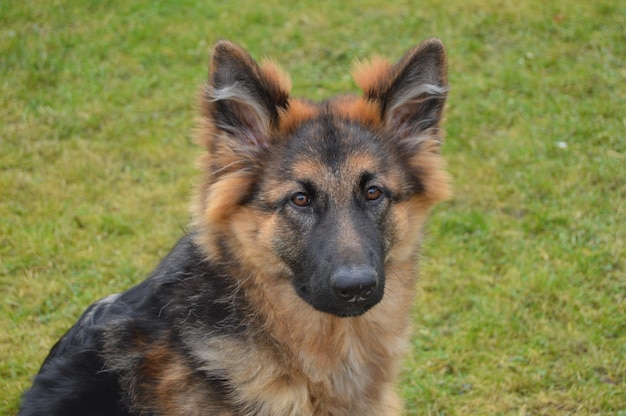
[1,0,624,414]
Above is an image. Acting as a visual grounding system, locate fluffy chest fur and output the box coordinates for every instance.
[184,265,416,416]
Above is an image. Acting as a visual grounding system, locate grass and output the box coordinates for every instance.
[1,0,624,414]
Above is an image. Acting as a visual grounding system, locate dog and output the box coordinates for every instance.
[19,38,450,415]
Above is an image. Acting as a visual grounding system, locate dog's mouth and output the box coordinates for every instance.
[331,304,377,318]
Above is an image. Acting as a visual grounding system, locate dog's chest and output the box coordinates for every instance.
[185,333,398,416]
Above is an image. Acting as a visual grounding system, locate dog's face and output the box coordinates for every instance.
[194,40,450,317]
[259,119,403,316]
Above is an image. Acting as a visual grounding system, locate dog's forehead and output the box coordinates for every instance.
[280,117,390,182]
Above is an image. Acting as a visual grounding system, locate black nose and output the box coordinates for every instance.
[330,266,378,303]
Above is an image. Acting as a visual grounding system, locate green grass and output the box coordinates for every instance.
[1,0,624,414]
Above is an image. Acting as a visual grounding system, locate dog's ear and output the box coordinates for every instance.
[201,41,291,148]
[354,39,448,143]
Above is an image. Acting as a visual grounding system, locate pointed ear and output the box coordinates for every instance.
[354,38,448,141]
[201,41,291,148]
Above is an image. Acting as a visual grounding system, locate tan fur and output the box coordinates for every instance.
[329,95,383,128]
[132,344,236,415]
[352,56,394,93]
[260,59,292,94]
[278,98,320,134]
[185,267,413,416]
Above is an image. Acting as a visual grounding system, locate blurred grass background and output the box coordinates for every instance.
[1,0,624,414]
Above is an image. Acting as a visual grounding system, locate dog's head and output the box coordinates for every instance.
[193,40,449,317]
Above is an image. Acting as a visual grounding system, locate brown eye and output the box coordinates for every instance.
[291,192,311,207]
[365,186,383,201]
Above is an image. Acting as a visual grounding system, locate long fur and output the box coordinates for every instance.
[19,38,450,416]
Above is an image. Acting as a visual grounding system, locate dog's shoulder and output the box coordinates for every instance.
[19,233,242,415]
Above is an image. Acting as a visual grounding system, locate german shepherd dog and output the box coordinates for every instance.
[19,38,450,415]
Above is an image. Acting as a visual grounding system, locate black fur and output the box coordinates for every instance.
[19,234,243,416]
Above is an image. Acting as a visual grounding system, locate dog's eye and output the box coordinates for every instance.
[291,192,311,207]
[365,186,383,201]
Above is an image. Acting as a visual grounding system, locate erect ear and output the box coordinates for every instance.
[201,40,291,148]
[354,38,448,142]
